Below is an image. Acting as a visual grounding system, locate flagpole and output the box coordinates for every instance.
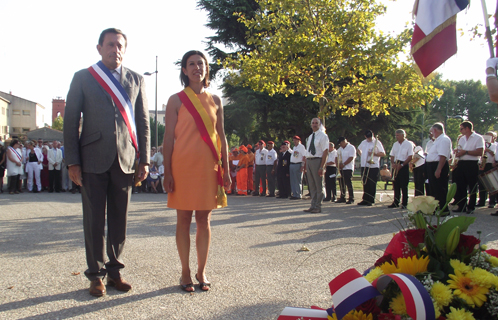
[481,0,495,58]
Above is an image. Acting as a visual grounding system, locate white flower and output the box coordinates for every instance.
[407,196,439,215]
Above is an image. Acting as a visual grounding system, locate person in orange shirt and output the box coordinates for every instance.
[246,144,255,195]
[236,146,250,195]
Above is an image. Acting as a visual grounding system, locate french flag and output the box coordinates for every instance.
[411,0,469,77]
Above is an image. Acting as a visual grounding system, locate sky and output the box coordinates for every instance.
[0,0,496,125]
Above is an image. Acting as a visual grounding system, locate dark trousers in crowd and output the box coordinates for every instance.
[48,169,62,192]
[454,160,479,211]
[324,166,337,200]
[266,165,276,196]
[478,163,496,206]
[426,161,449,212]
[8,174,20,193]
[361,167,379,204]
[277,173,291,198]
[413,164,425,196]
[393,163,409,207]
[338,169,354,201]
[254,165,266,195]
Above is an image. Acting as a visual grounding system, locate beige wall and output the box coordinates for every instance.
[0,92,45,138]
[0,97,9,140]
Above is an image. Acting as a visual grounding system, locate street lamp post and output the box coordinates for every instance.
[144,56,158,149]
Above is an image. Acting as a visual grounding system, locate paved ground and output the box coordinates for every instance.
[1,188,497,320]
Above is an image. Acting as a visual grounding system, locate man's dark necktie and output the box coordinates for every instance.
[309,133,316,156]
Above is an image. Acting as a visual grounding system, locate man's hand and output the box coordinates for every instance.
[137,163,149,182]
[68,165,82,186]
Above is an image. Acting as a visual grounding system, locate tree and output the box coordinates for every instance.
[149,117,165,148]
[52,115,64,131]
[223,0,441,116]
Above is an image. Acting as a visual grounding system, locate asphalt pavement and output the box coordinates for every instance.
[1,188,497,320]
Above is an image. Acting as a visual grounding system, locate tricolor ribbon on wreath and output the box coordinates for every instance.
[278,268,435,320]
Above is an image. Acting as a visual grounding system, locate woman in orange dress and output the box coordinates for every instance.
[163,50,231,292]
[236,146,249,195]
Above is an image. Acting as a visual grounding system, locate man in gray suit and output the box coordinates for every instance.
[63,28,150,297]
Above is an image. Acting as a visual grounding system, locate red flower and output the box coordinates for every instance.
[375,254,394,267]
[383,229,425,261]
[356,298,381,316]
[457,234,480,255]
[486,249,498,258]
[404,229,426,248]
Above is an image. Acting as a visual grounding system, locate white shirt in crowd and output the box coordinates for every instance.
[357,138,385,168]
[483,137,497,164]
[339,143,356,171]
[265,148,278,166]
[290,143,307,164]
[255,148,268,166]
[305,130,329,158]
[458,132,484,161]
[426,134,452,162]
[327,149,337,167]
[390,139,414,162]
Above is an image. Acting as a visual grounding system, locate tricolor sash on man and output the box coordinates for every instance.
[411,0,469,77]
[177,87,227,208]
[88,61,139,157]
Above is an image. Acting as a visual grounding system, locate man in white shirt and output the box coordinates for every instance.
[411,145,426,196]
[152,146,164,168]
[304,118,329,213]
[289,136,306,199]
[388,129,413,208]
[324,142,337,202]
[48,141,63,193]
[477,131,497,208]
[453,121,484,213]
[337,137,356,204]
[265,141,278,197]
[253,140,268,196]
[357,130,385,206]
[425,123,452,214]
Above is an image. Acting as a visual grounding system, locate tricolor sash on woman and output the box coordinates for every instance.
[177,87,227,208]
[88,61,139,158]
[8,146,22,162]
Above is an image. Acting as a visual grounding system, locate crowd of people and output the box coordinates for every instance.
[225,119,497,216]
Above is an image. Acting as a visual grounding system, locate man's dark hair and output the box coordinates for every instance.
[365,130,373,138]
[461,120,473,131]
[98,28,127,48]
[180,50,210,88]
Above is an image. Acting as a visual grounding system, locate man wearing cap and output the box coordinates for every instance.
[337,137,356,204]
[265,141,278,197]
[277,142,291,198]
[357,131,385,206]
[388,129,414,209]
[290,136,306,199]
[253,141,268,196]
[304,118,329,213]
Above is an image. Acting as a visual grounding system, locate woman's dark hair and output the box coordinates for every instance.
[180,50,210,88]
[10,139,19,147]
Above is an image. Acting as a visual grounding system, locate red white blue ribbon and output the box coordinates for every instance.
[373,273,435,320]
[329,269,381,320]
[8,146,22,162]
[88,61,139,157]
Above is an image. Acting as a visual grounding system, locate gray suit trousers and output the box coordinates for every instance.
[306,158,324,209]
[81,156,133,280]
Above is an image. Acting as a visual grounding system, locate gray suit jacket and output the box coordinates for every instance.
[63,65,150,174]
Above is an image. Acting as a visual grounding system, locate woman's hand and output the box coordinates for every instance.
[163,173,174,193]
[223,171,232,190]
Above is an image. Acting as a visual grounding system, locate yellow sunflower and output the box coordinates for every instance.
[327,313,338,320]
[379,261,398,275]
[342,310,373,320]
[389,293,407,315]
[488,255,498,268]
[450,259,471,275]
[364,267,384,283]
[430,281,453,308]
[446,306,476,320]
[447,269,489,307]
[396,255,429,276]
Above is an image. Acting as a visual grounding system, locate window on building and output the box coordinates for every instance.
[22,128,30,133]
[1,107,5,115]
[2,126,6,134]
[22,110,30,116]
[12,110,20,115]
[12,127,20,133]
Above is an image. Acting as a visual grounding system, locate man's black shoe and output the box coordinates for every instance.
[387,203,399,208]
[336,198,346,203]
